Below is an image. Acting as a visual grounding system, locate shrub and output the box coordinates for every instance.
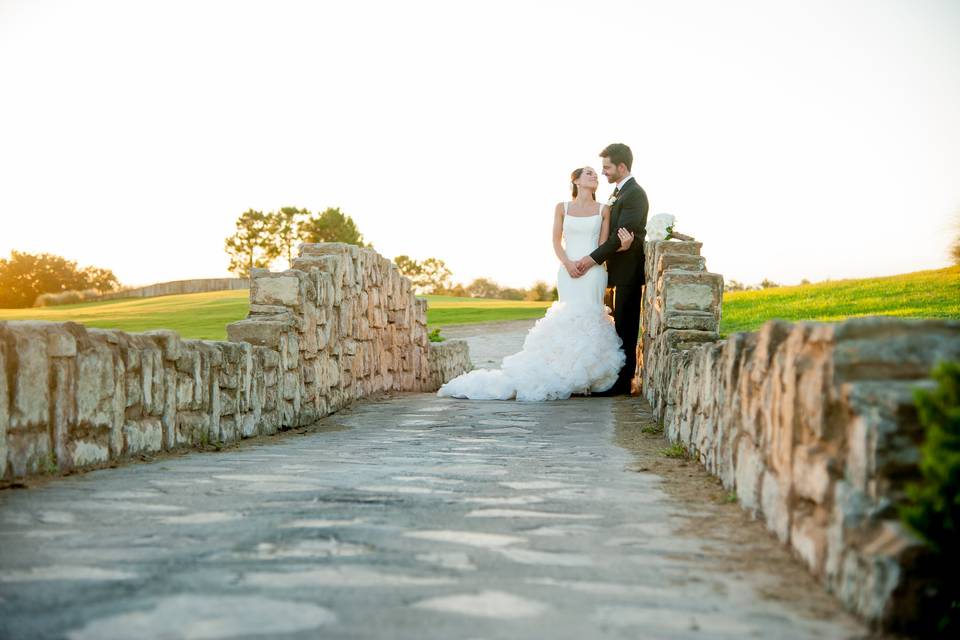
[900,361,960,634]
[33,288,103,307]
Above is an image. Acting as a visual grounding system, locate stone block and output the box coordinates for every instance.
[5,429,51,477]
[832,317,960,383]
[259,347,281,369]
[51,358,75,469]
[660,270,723,315]
[5,323,50,431]
[227,319,292,349]
[124,418,163,454]
[792,444,834,504]
[735,438,765,516]
[162,368,177,450]
[144,330,181,361]
[657,252,706,274]
[660,329,720,352]
[220,389,237,416]
[176,413,209,446]
[663,310,718,332]
[0,332,8,478]
[219,415,238,443]
[760,470,791,542]
[47,324,78,357]
[176,374,194,410]
[252,275,301,306]
[791,512,828,574]
[76,340,115,430]
[68,440,110,467]
[240,412,257,438]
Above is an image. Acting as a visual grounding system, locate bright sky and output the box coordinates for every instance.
[1,0,958,289]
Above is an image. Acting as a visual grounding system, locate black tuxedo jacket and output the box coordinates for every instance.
[589,176,648,287]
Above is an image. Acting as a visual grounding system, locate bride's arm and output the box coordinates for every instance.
[553,204,578,276]
[552,204,567,263]
[599,206,611,245]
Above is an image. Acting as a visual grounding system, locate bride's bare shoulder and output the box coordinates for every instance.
[555,202,566,214]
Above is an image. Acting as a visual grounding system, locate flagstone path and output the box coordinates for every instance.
[0,322,874,639]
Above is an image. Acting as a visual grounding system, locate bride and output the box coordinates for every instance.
[437,166,634,401]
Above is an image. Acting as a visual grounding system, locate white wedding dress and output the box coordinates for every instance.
[437,202,625,402]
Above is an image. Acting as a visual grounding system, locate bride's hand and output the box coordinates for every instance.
[616,228,635,252]
[564,260,582,278]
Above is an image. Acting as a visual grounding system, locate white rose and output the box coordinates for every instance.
[646,213,676,241]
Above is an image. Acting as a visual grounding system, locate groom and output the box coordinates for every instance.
[575,143,648,396]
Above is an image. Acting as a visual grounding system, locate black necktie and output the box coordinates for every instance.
[612,187,620,198]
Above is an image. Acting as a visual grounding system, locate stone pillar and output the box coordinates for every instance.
[638,232,960,630]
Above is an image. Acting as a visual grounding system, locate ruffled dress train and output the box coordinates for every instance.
[437,203,625,402]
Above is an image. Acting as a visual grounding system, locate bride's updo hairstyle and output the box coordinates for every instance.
[570,168,596,200]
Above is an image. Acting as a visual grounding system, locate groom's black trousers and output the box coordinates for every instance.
[612,282,643,391]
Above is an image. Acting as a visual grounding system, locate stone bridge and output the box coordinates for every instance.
[1,241,956,638]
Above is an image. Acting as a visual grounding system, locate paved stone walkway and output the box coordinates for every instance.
[0,323,872,639]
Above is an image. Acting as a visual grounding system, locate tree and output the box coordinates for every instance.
[81,266,120,292]
[0,251,119,308]
[724,279,748,292]
[393,255,422,280]
[525,280,552,301]
[447,283,469,298]
[224,209,273,277]
[267,206,308,266]
[299,207,368,247]
[499,287,526,300]
[392,255,452,295]
[467,277,501,299]
[417,258,453,294]
[759,278,780,289]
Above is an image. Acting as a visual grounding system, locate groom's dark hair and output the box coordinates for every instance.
[600,143,633,171]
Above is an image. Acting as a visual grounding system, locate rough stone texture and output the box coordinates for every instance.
[1,243,472,481]
[640,238,960,630]
[0,386,868,639]
[428,340,473,390]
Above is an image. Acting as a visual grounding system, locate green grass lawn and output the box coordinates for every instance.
[422,296,552,326]
[720,265,960,335]
[1,266,956,340]
[0,290,250,340]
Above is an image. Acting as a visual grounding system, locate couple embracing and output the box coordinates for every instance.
[439,143,648,402]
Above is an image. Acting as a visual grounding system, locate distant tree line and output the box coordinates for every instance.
[724,278,793,292]
[0,251,119,308]
[224,206,368,277]
[225,208,556,300]
[393,255,556,301]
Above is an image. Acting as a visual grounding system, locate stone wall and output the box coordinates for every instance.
[1,243,472,480]
[640,238,960,629]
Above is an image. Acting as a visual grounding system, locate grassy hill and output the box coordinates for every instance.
[423,296,552,326]
[720,265,959,335]
[0,290,249,340]
[0,290,552,340]
[0,266,956,340]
